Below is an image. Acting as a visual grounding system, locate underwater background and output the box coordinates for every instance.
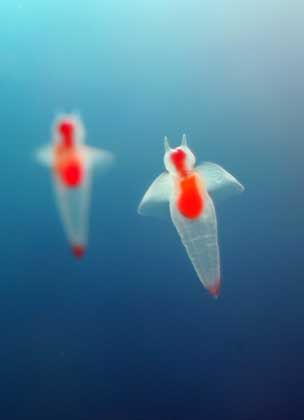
[1,1,304,419]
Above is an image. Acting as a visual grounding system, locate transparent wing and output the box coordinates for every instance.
[34,145,53,167]
[52,169,91,258]
[196,162,244,203]
[138,172,173,219]
[85,146,114,172]
[170,192,221,297]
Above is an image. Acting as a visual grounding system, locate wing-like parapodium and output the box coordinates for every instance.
[34,145,53,167]
[196,162,244,203]
[85,146,114,172]
[170,191,221,297]
[138,172,173,219]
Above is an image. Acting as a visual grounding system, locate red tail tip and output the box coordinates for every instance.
[72,245,86,259]
[208,279,221,298]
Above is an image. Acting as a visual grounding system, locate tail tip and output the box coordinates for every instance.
[208,279,221,298]
[71,244,86,259]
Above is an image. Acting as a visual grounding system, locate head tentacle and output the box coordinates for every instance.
[164,136,171,152]
[181,133,188,147]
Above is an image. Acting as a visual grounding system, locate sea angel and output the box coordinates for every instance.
[138,135,244,297]
[35,114,113,258]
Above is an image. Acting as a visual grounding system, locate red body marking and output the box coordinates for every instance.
[54,120,84,188]
[170,149,204,219]
[72,245,86,259]
[58,120,74,147]
[177,174,204,219]
[207,279,221,298]
[60,160,84,187]
[54,150,84,188]
[170,148,187,177]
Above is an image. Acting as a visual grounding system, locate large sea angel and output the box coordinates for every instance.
[35,114,114,258]
[138,135,244,297]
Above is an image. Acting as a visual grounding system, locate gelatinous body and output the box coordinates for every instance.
[138,134,244,297]
[35,114,114,258]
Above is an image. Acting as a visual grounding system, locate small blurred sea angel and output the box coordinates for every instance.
[35,114,114,258]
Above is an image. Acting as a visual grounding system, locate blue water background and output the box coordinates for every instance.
[1,1,304,419]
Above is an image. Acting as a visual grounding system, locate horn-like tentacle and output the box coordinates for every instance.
[164,136,170,152]
[181,133,188,146]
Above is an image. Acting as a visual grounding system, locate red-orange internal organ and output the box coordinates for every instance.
[170,148,187,177]
[54,143,84,188]
[177,174,204,219]
[58,120,74,147]
[60,159,84,187]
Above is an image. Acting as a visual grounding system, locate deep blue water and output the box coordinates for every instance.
[1,1,304,419]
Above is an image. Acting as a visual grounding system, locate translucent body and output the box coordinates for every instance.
[138,135,244,296]
[170,180,220,296]
[35,114,113,258]
[52,151,91,257]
